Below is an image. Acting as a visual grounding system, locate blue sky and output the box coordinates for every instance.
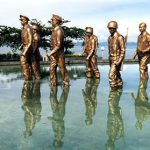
[0,0,150,41]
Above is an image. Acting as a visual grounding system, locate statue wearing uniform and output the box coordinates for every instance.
[132,23,150,80]
[47,14,70,86]
[32,24,41,75]
[83,27,100,78]
[19,15,41,80]
[107,21,125,89]
[19,15,32,80]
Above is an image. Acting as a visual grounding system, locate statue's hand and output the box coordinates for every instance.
[131,54,136,60]
[46,52,51,57]
[142,49,149,53]
[115,61,121,66]
[86,56,90,60]
[21,51,26,57]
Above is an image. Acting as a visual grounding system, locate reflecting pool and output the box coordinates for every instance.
[0,64,150,150]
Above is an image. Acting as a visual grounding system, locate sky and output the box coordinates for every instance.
[0,0,150,42]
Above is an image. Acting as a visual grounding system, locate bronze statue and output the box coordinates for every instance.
[82,78,100,125]
[106,88,124,150]
[131,79,150,130]
[132,23,150,80]
[47,14,70,86]
[21,81,41,138]
[19,15,41,81]
[32,24,41,75]
[19,15,32,80]
[107,21,126,89]
[48,86,70,148]
[82,27,100,78]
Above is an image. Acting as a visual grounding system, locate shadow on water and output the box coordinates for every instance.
[131,79,150,130]
[82,78,100,126]
[106,88,124,150]
[21,81,41,138]
[48,85,70,149]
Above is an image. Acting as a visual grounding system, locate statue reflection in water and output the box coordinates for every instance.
[131,79,150,130]
[82,78,100,125]
[21,81,41,138]
[48,85,70,149]
[106,88,124,150]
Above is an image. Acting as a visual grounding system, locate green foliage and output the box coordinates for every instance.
[62,26,85,39]
[63,40,74,51]
[0,25,21,52]
[62,26,84,53]
[0,52,43,61]
[0,52,20,61]
[0,19,85,54]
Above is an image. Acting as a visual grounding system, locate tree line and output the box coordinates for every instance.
[0,19,85,59]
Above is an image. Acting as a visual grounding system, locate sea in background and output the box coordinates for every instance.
[0,42,137,59]
[71,42,137,59]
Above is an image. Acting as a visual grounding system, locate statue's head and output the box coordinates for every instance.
[85,27,93,37]
[32,24,39,33]
[139,22,147,33]
[107,21,118,35]
[50,14,62,27]
[19,15,29,26]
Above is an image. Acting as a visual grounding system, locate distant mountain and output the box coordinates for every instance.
[0,42,137,59]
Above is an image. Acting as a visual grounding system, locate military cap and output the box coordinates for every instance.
[19,15,30,21]
[51,14,62,22]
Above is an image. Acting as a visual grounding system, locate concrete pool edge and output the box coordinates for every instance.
[0,59,140,66]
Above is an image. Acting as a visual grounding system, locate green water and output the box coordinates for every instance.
[0,64,150,150]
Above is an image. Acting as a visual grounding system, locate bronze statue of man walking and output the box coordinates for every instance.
[132,22,150,80]
[47,14,70,86]
[82,27,100,78]
[107,21,126,89]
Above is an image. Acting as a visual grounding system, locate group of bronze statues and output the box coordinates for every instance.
[19,14,70,86]
[19,14,150,90]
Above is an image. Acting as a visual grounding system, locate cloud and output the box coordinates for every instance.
[0,0,150,41]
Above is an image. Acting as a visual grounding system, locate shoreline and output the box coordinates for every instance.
[0,57,140,66]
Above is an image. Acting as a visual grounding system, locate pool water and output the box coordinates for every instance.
[0,64,150,150]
